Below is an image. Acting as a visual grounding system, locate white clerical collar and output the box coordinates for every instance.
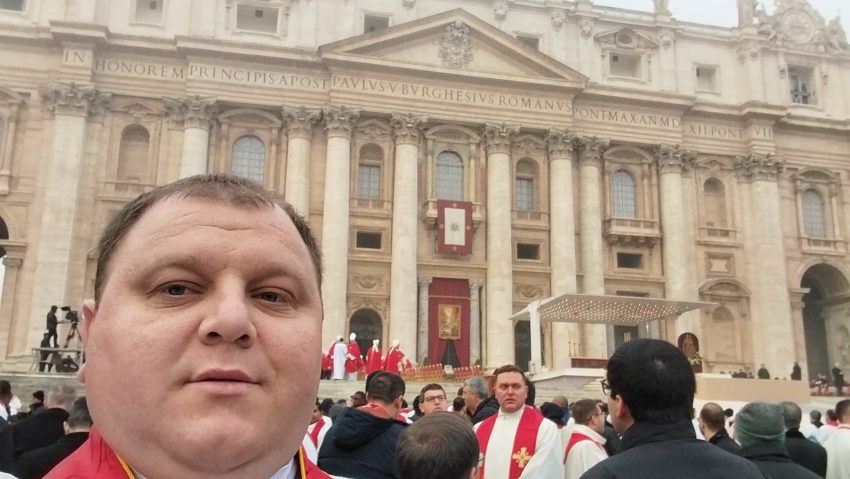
[498,407,526,419]
[132,459,295,479]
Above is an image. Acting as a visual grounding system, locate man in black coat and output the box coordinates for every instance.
[45,306,59,349]
[15,397,91,479]
[781,401,827,477]
[461,377,499,425]
[736,402,821,479]
[318,372,407,479]
[580,339,764,479]
[698,402,740,454]
[12,386,75,456]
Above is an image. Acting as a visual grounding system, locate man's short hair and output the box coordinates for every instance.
[493,365,525,384]
[32,390,44,402]
[396,411,478,479]
[46,385,77,410]
[699,402,726,431]
[837,399,850,420]
[67,397,92,430]
[571,399,600,425]
[780,401,803,429]
[606,338,695,424]
[826,409,838,422]
[463,377,489,401]
[94,174,321,302]
[420,383,445,400]
[810,410,821,421]
[366,372,405,404]
[319,398,335,416]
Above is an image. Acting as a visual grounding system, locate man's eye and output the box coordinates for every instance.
[164,284,187,296]
[258,292,282,303]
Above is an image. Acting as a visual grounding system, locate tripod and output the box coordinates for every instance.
[63,321,81,348]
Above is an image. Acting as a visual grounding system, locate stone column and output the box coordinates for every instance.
[282,106,321,215]
[469,279,483,366]
[0,102,19,194]
[735,153,794,377]
[0,255,23,356]
[546,129,580,368]
[576,135,609,359]
[417,277,431,364]
[165,96,216,178]
[483,123,518,368]
[789,289,809,382]
[657,145,700,337]
[320,106,359,346]
[29,82,110,350]
[389,113,426,361]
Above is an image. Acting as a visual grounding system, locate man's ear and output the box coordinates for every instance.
[78,299,96,384]
[613,395,631,421]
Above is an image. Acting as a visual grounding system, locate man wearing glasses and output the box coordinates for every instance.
[581,339,765,479]
[419,384,449,415]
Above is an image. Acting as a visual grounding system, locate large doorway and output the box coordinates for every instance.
[514,321,531,372]
[801,264,850,379]
[349,309,383,358]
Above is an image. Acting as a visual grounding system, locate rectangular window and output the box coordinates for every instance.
[358,164,381,199]
[134,0,164,24]
[356,231,382,250]
[517,35,540,50]
[516,243,540,261]
[695,65,718,92]
[616,253,643,269]
[236,4,279,33]
[789,66,816,105]
[610,53,641,79]
[364,14,389,33]
[0,0,25,11]
[515,178,533,211]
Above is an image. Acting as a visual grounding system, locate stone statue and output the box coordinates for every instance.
[756,6,778,42]
[653,0,670,16]
[825,16,848,51]
[738,0,758,27]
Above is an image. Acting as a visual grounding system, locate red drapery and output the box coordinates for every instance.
[428,278,470,367]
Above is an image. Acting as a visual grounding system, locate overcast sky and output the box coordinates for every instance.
[595,0,848,32]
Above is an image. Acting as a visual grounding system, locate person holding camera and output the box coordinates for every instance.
[46,306,59,349]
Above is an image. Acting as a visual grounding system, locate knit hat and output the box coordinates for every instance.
[735,402,785,447]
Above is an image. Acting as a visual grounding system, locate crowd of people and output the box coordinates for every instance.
[1,174,848,478]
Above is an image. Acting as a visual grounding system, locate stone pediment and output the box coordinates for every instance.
[595,28,660,51]
[319,9,587,89]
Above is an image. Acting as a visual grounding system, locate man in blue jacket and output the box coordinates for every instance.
[318,372,408,479]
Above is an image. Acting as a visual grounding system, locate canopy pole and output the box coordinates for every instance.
[529,299,542,374]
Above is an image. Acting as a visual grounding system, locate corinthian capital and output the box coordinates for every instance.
[391,113,427,146]
[323,105,360,139]
[656,144,697,174]
[164,96,217,130]
[483,123,519,155]
[735,152,784,181]
[575,134,609,167]
[545,128,577,161]
[282,106,321,139]
[41,82,111,118]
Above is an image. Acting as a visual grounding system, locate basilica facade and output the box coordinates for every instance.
[0,0,848,379]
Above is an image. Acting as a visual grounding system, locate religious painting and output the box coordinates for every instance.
[678,332,702,372]
[438,304,461,340]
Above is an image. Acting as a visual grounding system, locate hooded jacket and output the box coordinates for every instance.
[317,404,407,479]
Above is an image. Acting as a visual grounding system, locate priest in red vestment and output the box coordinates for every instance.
[345,332,363,380]
[365,339,383,374]
[384,339,406,375]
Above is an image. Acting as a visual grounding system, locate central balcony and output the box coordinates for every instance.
[603,217,660,247]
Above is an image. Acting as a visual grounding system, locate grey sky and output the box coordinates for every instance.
[595,0,848,32]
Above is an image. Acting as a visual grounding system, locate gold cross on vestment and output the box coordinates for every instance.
[512,447,532,468]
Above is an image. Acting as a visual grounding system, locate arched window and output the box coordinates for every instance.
[357,144,383,199]
[515,159,536,211]
[436,151,463,200]
[703,178,727,227]
[611,170,636,218]
[231,135,266,183]
[802,189,827,238]
[117,125,150,183]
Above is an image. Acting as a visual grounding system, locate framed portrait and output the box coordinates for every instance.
[438,304,461,340]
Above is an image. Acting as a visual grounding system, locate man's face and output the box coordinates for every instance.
[420,389,448,415]
[311,405,322,424]
[461,386,478,410]
[494,372,527,414]
[81,198,323,477]
[588,406,606,434]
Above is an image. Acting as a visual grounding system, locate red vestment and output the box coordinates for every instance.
[384,347,405,375]
[476,405,544,479]
[365,346,383,374]
[46,427,331,479]
[345,342,363,373]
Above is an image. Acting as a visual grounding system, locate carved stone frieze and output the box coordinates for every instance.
[755,0,848,53]
[347,296,387,316]
[282,106,321,139]
[41,82,111,118]
[483,123,519,155]
[323,105,360,139]
[439,20,474,69]
[402,0,415,9]
[111,99,164,119]
[595,28,660,51]
[545,128,577,160]
[515,284,544,301]
[353,274,385,291]
[579,19,594,38]
[390,113,427,145]
[575,135,609,167]
[656,144,697,174]
[164,95,217,130]
[357,119,392,141]
[511,135,544,156]
[550,10,565,32]
[735,152,785,181]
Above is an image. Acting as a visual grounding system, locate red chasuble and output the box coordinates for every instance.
[46,427,332,479]
[563,432,600,463]
[365,346,383,374]
[384,347,404,375]
[476,406,544,479]
[345,342,363,373]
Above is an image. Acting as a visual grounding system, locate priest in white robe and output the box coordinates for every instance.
[475,365,564,479]
[331,336,347,380]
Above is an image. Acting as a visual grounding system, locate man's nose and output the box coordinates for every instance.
[198,287,256,348]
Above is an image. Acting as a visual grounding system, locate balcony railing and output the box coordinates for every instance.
[801,237,843,252]
[512,209,549,223]
[603,217,660,246]
[699,227,737,241]
[351,197,392,213]
[99,180,156,198]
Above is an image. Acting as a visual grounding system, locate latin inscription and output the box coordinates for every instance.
[63,49,91,66]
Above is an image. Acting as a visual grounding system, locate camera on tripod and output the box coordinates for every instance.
[60,306,80,324]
